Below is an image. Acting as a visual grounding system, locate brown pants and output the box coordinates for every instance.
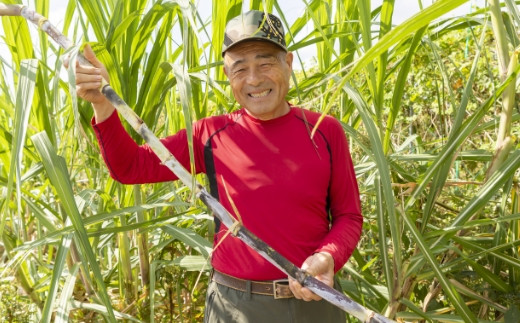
[203,278,346,323]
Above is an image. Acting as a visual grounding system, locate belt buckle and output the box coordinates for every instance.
[272,279,291,299]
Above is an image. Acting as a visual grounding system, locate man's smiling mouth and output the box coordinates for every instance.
[249,89,271,98]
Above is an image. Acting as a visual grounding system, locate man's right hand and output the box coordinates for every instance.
[65,44,114,123]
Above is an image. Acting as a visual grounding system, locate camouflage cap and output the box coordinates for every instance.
[222,10,287,56]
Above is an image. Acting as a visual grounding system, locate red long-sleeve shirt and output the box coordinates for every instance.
[92,106,362,280]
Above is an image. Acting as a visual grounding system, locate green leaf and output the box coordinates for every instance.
[341,82,402,280]
[69,300,143,322]
[347,0,469,79]
[162,224,212,258]
[31,132,116,322]
[55,263,80,323]
[41,232,73,323]
[173,255,211,271]
[400,208,478,322]
[2,59,38,236]
[505,306,520,323]
[463,257,511,293]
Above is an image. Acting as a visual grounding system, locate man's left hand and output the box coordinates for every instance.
[288,252,334,301]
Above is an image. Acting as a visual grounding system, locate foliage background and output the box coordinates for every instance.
[1,0,520,322]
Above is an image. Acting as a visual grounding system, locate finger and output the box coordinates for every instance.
[289,276,324,302]
[288,278,317,301]
[299,287,321,301]
[76,65,103,76]
[288,277,303,299]
[77,82,103,94]
[76,73,103,85]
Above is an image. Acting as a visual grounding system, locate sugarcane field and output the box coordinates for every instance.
[2,0,520,322]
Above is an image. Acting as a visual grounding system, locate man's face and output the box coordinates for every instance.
[224,41,293,120]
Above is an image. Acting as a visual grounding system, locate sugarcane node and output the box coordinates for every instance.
[139,128,150,142]
[228,220,242,236]
[101,85,125,107]
[366,311,377,323]
[37,16,48,29]
[295,269,308,285]
[370,312,396,323]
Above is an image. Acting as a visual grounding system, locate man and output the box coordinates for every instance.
[74,9,362,322]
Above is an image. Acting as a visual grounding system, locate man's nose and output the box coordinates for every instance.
[245,68,263,86]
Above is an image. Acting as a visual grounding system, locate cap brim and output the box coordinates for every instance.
[222,37,287,57]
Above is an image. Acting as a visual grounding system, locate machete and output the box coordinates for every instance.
[0,4,394,322]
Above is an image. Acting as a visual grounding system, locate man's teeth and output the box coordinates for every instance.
[249,89,270,98]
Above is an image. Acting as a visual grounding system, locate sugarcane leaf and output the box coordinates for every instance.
[21,195,56,231]
[415,234,520,281]
[106,10,140,50]
[400,208,478,322]
[12,203,192,255]
[173,255,211,271]
[131,1,178,65]
[31,131,116,322]
[375,176,393,298]
[34,62,57,146]
[341,81,402,278]
[69,300,143,322]
[76,0,109,42]
[462,257,511,293]
[55,263,80,323]
[505,306,520,323]
[162,224,212,258]
[2,59,38,236]
[64,45,84,137]
[397,298,434,323]
[341,265,389,305]
[504,0,520,27]
[396,312,479,322]
[420,24,488,232]
[41,232,73,323]
[346,0,469,80]
[1,9,34,69]
[62,0,77,37]
[405,62,520,210]
[90,42,123,98]
[383,27,426,154]
[172,64,196,184]
[137,13,175,128]
[450,278,508,312]
[438,151,520,242]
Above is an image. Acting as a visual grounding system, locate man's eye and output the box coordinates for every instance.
[234,68,245,74]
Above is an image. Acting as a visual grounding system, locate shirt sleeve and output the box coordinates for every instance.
[315,116,363,272]
[91,110,199,184]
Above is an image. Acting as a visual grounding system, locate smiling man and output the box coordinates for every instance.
[223,41,292,120]
[74,9,362,323]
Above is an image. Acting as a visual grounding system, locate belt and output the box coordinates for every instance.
[212,270,294,299]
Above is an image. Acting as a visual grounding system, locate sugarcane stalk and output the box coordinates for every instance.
[134,184,150,289]
[1,3,394,322]
[487,0,518,175]
[482,1,518,318]
[117,215,135,306]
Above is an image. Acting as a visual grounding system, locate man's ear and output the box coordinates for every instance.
[285,51,294,71]
[223,59,229,78]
